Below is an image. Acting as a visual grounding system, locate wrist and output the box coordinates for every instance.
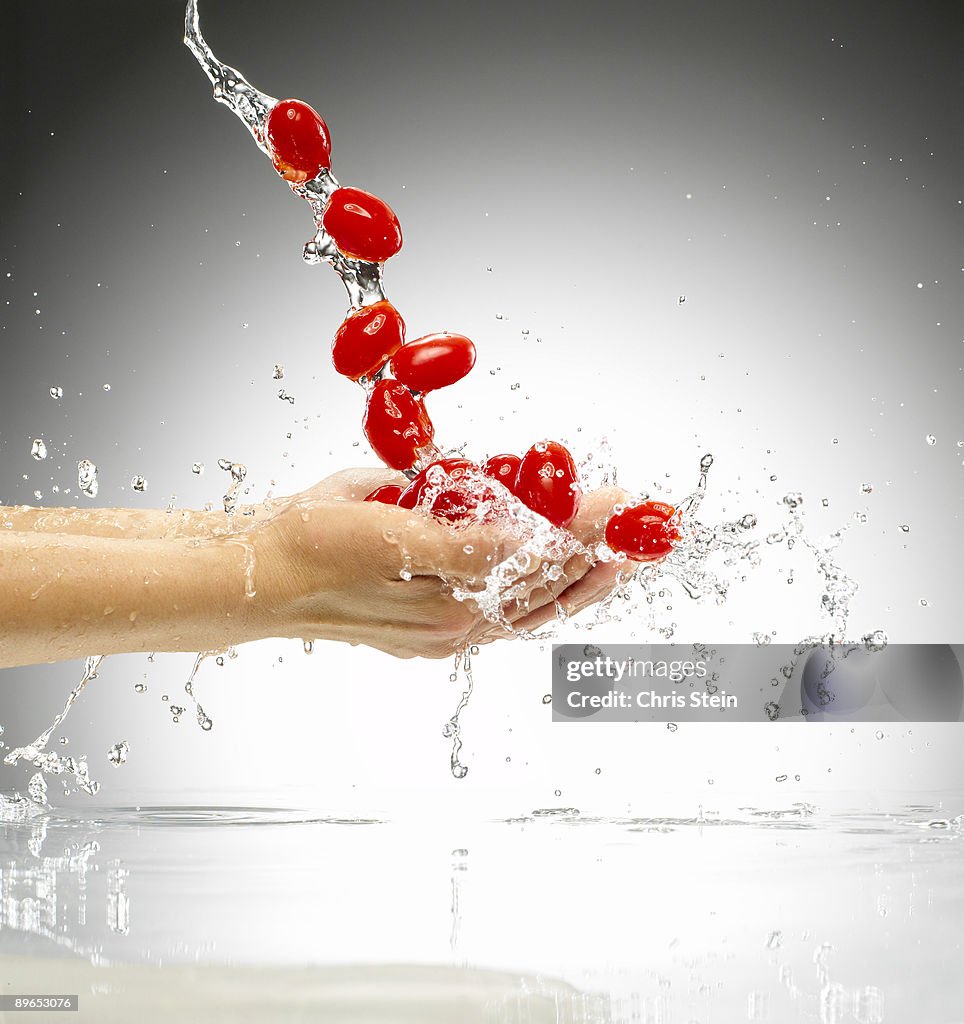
[241,505,312,644]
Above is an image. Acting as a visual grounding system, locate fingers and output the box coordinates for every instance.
[469,485,630,622]
[477,559,629,642]
[498,548,594,618]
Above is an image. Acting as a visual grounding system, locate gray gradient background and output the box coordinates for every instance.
[0,1,961,809]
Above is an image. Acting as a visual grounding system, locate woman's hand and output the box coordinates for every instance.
[250,468,631,660]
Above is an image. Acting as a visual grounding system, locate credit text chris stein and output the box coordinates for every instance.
[565,690,738,709]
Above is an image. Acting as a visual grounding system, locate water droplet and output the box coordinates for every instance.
[700,453,714,471]
[542,694,552,704]
[273,363,285,379]
[103,383,111,392]
[27,772,48,805]
[49,386,63,400]
[30,439,47,460]
[875,730,884,740]
[77,459,98,498]
[192,462,204,475]
[134,683,147,693]
[130,475,148,492]
[667,722,678,732]
[860,482,873,494]
[925,434,937,445]
[862,630,888,652]
[108,741,129,766]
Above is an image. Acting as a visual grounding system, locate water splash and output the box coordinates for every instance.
[183,0,277,149]
[443,649,476,779]
[182,651,217,730]
[4,656,105,796]
[217,458,247,514]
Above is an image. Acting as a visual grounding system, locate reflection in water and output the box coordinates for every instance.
[0,803,104,959]
[0,797,960,1021]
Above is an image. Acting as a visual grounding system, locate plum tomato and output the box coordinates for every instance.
[265,99,331,183]
[363,484,404,505]
[389,333,476,393]
[604,500,681,562]
[515,441,581,529]
[322,187,402,263]
[397,458,492,522]
[362,380,434,471]
[483,453,522,495]
[331,301,406,381]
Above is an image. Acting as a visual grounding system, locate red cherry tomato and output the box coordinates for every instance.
[265,100,331,184]
[390,333,476,393]
[331,301,406,381]
[483,453,522,495]
[604,501,681,562]
[398,459,492,522]
[362,380,434,471]
[363,484,404,505]
[322,187,402,263]
[516,441,581,528]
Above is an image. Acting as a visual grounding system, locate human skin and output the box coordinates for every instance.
[0,468,632,668]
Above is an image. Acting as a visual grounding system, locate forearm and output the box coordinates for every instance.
[0,504,274,541]
[0,531,264,668]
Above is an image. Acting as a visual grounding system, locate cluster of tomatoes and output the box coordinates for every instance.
[263,99,680,562]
